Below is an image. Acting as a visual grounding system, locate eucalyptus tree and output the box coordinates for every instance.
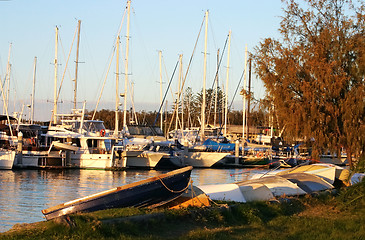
[254,0,365,167]
[194,87,226,127]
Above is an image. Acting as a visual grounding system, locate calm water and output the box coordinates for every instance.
[0,168,262,232]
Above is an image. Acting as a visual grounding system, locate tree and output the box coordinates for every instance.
[254,0,365,167]
[195,87,225,126]
[181,87,225,128]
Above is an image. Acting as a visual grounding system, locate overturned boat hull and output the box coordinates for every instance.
[42,166,193,220]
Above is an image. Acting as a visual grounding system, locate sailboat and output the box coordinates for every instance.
[179,11,230,168]
[121,124,184,168]
[42,105,126,169]
[105,1,184,169]
[15,24,126,170]
[0,115,17,169]
[0,45,17,170]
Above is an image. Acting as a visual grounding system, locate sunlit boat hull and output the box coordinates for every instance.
[0,150,16,170]
[41,166,193,220]
[184,151,230,168]
[126,151,169,168]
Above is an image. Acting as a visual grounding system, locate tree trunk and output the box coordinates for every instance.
[345,146,353,169]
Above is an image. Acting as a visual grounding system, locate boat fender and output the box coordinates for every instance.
[100,129,106,137]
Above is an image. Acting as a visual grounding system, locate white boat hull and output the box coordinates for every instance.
[126,151,169,168]
[237,175,307,197]
[278,164,337,184]
[197,182,275,203]
[12,150,49,168]
[71,153,115,169]
[14,150,124,170]
[0,150,16,170]
[184,151,229,168]
[197,184,246,202]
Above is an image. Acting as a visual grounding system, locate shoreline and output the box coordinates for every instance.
[1,181,364,239]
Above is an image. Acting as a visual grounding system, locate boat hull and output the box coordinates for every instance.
[156,155,185,169]
[42,166,193,220]
[0,150,16,170]
[71,153,115,169]
[126,151,168,168]
[184,151,229,168]
[277,164,337,184]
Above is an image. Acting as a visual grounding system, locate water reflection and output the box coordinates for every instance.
[0,168,266,232]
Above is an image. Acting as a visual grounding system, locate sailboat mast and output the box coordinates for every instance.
[74,20,81,110]
[247,58,252,139]
[31,57,37,124]
[6,43,12,114]
[180,54,184,130]
[159,50,163,129]
[123,0,131,127]
[53,26,59,125]
[200,10,208,141]
[115,36,120,136]
[214,49,219,127]
[131,81,139,124]
[0,76,13,137]
[188,95,191,129]
[242,45,248,141]
[224,30,231,136]
[176,54,183,131]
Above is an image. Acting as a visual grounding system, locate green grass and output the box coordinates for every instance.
[1,180,364,240]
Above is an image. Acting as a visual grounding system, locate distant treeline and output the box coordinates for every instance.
[87,108,268,132]
[87,87,269,132]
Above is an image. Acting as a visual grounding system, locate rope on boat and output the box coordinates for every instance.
[157,176,191,193]
[186,180,223,207]
[258,163,282,179]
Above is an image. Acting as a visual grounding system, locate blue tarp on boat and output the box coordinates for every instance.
[203,139,236,151]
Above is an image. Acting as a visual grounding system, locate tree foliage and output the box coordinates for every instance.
[254,0,365,166]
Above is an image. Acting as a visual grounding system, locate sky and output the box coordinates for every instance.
[0,0,285,121]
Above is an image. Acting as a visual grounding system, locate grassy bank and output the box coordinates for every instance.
[1,179,364,240]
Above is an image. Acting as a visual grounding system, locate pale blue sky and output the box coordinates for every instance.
[0,0,285,121]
